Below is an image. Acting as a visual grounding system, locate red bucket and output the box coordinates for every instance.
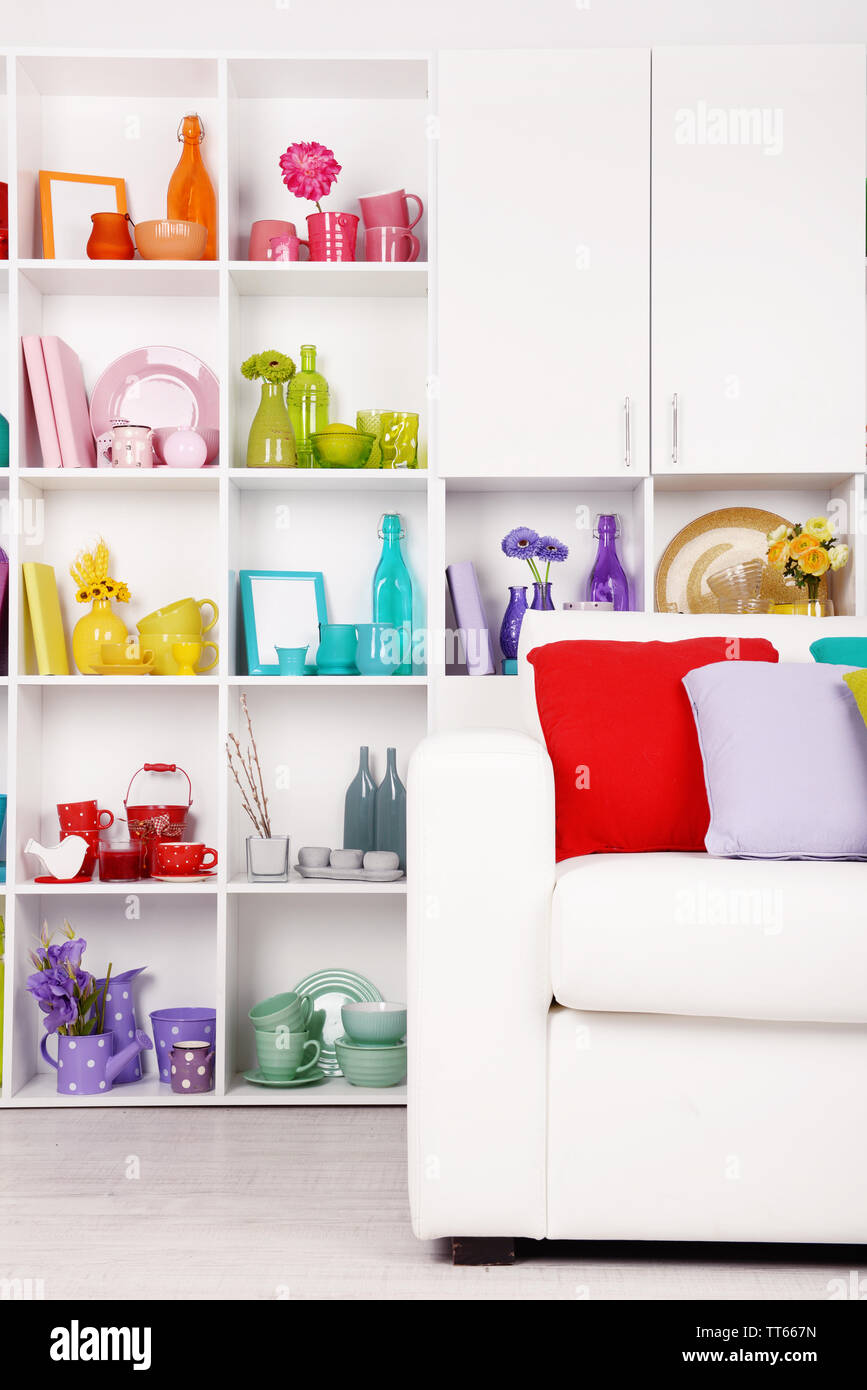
[124,763,193,877]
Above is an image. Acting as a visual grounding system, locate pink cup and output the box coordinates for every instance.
[248,219,297,260]
[306,211,359,263]
[358,188,424,232]
[365,225,420,263]
[269,233,309,262]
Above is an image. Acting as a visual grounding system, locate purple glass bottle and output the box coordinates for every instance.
[499,585,528,660]
[586,514,630,611]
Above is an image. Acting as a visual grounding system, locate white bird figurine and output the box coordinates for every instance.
[25,835,90,881]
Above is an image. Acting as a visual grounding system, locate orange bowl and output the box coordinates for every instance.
[134,219,207,261]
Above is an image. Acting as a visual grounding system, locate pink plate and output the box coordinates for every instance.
[89,346,219,465]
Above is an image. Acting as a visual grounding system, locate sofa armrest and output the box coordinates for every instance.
[407,728,556,1240]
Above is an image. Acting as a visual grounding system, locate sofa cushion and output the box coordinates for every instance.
[552,852,867,1023]
[527,637,778,860]
[683,660,867,859]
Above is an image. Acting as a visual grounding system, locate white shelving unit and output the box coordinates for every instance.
[0,47,435,1109]
[0,43,864,1110]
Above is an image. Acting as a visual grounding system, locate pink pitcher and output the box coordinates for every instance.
[306,211,359,262]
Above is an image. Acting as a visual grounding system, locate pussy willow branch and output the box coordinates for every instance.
[242,695,271,836]
[227,738,267,837]
[226,695,272,837]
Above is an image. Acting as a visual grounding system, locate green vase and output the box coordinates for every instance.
[374,748,406,871]
[372,513,413,675]
[288,344,329,469]
[343,746,377,854]
[246,381,297,468]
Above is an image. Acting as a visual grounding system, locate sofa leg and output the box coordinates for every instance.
[451,1237,516,1266]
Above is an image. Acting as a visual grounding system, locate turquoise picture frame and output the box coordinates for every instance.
[239,570,328,675]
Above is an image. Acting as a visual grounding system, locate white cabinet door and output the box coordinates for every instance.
[437,50,650,478]
[652,45,865,476]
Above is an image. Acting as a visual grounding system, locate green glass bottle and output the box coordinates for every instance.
[374,747,406,871]
[288,344,330,468]
[373,513,413,675]
[343,746,376,854]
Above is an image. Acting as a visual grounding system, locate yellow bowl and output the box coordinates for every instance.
[310,431,376,468]
[134,219,207,261]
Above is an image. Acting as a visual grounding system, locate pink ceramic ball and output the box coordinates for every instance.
[163,429,208,469]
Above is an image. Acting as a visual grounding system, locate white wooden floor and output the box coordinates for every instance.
[0,1107,860,1300]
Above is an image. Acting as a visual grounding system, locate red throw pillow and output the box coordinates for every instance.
[527,638,779,859]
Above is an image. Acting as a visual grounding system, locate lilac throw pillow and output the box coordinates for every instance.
[682,661,867,859]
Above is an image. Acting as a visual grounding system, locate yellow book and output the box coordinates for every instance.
[22,562,70,675]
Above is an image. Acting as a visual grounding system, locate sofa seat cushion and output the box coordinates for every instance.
[552,853,867,1023]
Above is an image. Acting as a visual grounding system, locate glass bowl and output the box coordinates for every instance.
[716,596,773,614]
[310,431,376,469]
[706,558,765,603]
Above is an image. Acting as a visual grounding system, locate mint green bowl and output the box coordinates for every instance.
[341,1001,406,1044]
[335,1037,407,1087]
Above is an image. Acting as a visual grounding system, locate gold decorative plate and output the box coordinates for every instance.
[655,506,828,614]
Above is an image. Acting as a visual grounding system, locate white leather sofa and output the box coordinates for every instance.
[407,612,867,1254]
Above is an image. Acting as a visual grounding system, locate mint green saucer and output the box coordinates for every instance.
[243,1067,328,1088]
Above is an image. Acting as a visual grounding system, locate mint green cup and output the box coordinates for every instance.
[255,1027,321,1079]
[249,991,312,1033]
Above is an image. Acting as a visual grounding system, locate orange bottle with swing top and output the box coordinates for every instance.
[167,112,217,260]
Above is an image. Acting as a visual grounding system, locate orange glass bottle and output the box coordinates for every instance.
[167,113,217,260]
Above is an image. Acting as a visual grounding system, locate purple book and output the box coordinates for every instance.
[446,562,495,676]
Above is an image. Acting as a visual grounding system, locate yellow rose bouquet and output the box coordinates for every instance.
[765,517,849,605]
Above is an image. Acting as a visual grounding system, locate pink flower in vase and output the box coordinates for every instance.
[279,141,342,212]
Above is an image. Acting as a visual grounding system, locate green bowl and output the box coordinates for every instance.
[310,431,376,469]
[341,1001,406,1044]
[335,1037,407,1087]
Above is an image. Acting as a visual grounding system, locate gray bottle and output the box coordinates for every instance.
[374,747,406,871]
[343,746,376,853]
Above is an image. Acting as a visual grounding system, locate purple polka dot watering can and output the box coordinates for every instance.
[41,1028,153,1096]
[94,966,147,1084]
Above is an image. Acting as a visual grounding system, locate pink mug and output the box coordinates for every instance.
[365,225,420,263]
[306,211,359,263]
[269,234,309,262]
[358,188,424,232]
[248,219,297,261]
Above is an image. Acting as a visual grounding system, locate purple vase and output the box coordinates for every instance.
[499,585,528,660]
[170,1041,214,1094]
[530,581,555,611]
[94,966,147,1083]
[586,514,630,611]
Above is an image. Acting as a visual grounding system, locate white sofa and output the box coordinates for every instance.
[407,612,867,1254]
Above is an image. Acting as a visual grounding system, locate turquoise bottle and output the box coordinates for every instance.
[343,746,376,853]
[374,747,406,871]
[373,513,413,675]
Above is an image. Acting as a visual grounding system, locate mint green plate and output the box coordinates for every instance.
[290,969,382,1076]
[243,1067,328,1088]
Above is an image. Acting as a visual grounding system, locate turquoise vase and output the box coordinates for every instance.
[344,746,376,854]
[372,513,413,675]
[374,747,406,871]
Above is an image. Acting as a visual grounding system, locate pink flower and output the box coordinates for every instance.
[279,141,342,205]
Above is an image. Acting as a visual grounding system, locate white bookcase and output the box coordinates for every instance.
[0,45,864,1109]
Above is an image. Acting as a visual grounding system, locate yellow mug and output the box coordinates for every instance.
[147,632,219,676]
[100,640,154,666]
[137,597,219,637]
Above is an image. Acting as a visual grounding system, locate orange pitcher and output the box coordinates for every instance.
[167,113,217,260]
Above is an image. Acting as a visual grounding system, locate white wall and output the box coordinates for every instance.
[2,0,866,51]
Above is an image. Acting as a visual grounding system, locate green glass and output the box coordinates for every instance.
[246,382,297,468]
[374,747,406,872]
[288,344,330,469]
[372,513,413,675]
[343,745,376,854]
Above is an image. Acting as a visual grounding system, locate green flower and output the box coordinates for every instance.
[241,350,296,384]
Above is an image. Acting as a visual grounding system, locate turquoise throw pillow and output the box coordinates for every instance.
[810,637,867,666]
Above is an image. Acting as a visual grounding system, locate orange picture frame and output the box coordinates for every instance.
[38,170,127,260]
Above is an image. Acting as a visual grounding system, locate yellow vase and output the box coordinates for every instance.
[72,597,130,674]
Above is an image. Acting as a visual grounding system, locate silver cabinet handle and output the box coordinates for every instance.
[672,392,679,466]
[624,396,631,469]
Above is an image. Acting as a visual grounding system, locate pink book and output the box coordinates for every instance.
[22,335,63,468]
[41,336,96,469]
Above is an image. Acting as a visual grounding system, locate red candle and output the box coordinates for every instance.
[98,842,143,882]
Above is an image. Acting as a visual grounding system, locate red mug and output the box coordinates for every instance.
[269,233,310,262]
[357,188,424,232]
[305,211,359,262]
[364,225,420,263]
[151,841,218,876]
[57,801,114,833]
[248,219,297,260]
